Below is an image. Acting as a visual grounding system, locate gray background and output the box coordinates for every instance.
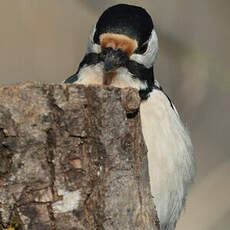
[0,1,229,229]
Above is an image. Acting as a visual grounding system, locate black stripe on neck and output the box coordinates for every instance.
[64,52,175,110]
[125,61,154,100]
[64,52,155,100]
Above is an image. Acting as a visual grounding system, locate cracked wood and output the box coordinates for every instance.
[0,82,159,230]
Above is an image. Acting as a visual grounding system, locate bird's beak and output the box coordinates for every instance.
[104,53,117,72]
[103,48,128,73]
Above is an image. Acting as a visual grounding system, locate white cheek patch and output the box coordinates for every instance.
[86,25,101,54]
[130,29,158,68]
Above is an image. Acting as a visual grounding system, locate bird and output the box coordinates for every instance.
[64,4,195,230]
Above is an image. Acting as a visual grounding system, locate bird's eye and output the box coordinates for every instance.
[135,43,148,54]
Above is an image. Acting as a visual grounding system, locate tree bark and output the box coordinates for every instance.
[0,82,159,230]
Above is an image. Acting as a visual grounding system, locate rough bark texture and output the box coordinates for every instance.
[0,82,159,230]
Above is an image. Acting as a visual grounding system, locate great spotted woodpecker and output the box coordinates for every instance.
[64,4,195,230]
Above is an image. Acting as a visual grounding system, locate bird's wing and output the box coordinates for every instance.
[140,87,194,229]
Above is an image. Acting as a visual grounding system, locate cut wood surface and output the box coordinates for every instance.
[0,82,159,230]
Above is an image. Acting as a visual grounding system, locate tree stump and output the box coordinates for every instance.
[0,82,159,230]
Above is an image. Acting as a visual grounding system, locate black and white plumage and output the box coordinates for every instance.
[64,4,194,230]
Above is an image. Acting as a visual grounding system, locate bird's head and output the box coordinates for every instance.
[87,4,158,72]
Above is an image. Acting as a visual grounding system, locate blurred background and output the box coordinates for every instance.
[0,0,229,229]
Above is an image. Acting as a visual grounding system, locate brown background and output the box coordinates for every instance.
[0,1,229,229]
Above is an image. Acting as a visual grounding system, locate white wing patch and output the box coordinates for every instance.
[140,89,194,229]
